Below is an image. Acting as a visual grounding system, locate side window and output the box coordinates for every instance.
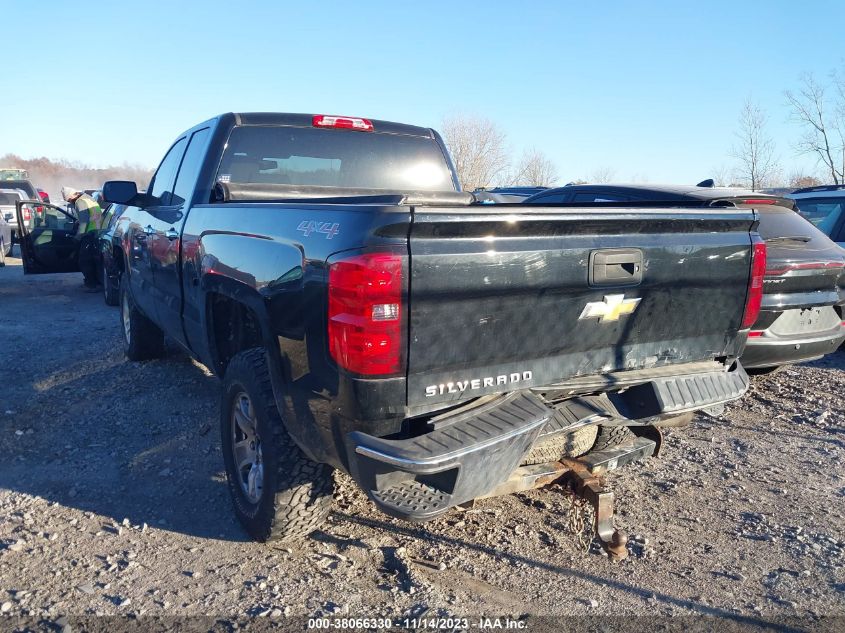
[529,193,568,204]
[572,192,630,202]
[171,128,211,207]
[27,203,76,231]
[149,138,187,206]
[835,218,845,243]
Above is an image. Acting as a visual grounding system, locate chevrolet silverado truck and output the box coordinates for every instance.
[15,113,766,543]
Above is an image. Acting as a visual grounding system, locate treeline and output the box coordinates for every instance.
[0,153,153,201]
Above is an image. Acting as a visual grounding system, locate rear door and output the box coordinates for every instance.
[406,206,756,407]
[127,137,187,321]
[148,127,211,346]
[14,200,81,274]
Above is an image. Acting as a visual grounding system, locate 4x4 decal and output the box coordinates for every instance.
[297,220,340,239]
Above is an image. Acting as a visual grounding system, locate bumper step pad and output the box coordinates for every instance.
[613,364,749,418]
[348,392,551,521]
[371,480,452,518]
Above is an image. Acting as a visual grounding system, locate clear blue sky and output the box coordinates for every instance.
[2,0,842,183]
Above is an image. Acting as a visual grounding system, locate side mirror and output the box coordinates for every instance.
[103,181,139,205]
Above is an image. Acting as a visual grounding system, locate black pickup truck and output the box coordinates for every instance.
[15,113,766,542]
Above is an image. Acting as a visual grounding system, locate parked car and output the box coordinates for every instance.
[525,184,845,371]
[788,184,845,247]
[0,179,42,241]
[0,188,29,246]
[474,186,548,203]
[0,168,28,180]
[12,198,80,275]
[17,113,764,550]
[99,203,127,305]
[0,210,11,265]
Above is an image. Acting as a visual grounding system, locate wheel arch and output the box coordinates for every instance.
[202,278,326,464]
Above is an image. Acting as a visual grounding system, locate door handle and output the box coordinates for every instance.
[589,248,643,287]
[165,228,179,240]
[143,225,155,235]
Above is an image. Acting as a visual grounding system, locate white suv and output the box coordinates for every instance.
[788,185,845,247]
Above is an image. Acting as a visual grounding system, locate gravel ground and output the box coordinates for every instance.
[1,253,843,630]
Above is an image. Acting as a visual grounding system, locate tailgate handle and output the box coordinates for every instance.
[590,248,643,287]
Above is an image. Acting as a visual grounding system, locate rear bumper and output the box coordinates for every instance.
[346,364,749,521]
[741,327,845,369]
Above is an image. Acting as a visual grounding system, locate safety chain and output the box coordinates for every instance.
[563,488,595,552]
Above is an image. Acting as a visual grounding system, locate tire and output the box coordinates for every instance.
[747,365,783,376]
[221,348,334,542]
[119,273,165,360]
[522,425,599,465]
[591,425,635,452]
[103,262,120,306]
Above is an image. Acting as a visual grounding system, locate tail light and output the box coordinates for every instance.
[765,260,842,275]
[22,207,32,222]
[741,237,767,329]
[313,115,374,132]
[328,252,404,376]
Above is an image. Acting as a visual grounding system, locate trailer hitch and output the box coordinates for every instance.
[482,431,659,560]
[559,458,628,561]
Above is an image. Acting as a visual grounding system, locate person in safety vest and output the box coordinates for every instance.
[62,186,103,292]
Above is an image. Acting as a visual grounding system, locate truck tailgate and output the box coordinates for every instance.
[407,207,756,407]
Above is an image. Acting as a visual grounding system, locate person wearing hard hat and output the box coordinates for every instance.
[62,187,103,292]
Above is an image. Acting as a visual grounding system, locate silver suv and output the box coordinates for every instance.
[0,188,29,244]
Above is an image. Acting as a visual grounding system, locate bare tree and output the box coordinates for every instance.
[588,166,616,184]
[787,170,822,189]
[440,115,509,191]
[730,99,780,190]
[0,153,154,201]
[510,147,558,187]
[785,72,845,184]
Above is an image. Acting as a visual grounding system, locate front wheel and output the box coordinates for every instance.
[119,273,164,361]
[221,348,334,542]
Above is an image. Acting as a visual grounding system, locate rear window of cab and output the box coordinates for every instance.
[216,125,456,192]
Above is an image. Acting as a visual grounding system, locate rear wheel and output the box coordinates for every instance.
[747,365,783,376]
[119,273,164,360]
[221,348,334,542]
[522,425,598,465]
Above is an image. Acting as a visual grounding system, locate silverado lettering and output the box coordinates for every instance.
[425,371,534,397]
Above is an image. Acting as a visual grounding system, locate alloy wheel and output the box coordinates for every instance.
[231,392,264,503]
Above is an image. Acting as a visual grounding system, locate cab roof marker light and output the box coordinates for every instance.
[740,198,778,205]
[313,115,374,132]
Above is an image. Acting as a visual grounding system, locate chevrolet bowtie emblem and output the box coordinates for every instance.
[579,294,641,323]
